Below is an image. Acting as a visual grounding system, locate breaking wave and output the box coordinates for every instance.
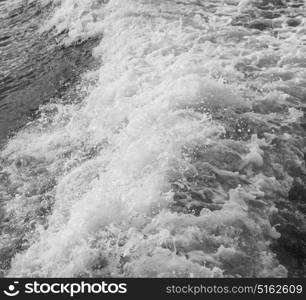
[0,0,306,277]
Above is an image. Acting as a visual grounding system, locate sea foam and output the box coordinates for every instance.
[1,0,305,277]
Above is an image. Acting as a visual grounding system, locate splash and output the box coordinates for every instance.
[0,0,306,277]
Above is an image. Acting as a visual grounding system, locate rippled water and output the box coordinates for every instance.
[0,0,306,278]
[0,0,99,144]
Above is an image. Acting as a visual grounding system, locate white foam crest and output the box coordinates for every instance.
[3,0,305,277]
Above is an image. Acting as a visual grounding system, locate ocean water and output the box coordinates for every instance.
[0,0,305,278]
[0,0,100,144]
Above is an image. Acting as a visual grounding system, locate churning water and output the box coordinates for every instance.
[0,0,306,277]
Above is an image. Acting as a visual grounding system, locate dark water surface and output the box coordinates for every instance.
[0,0,99,145]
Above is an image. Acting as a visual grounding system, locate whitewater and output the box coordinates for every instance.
[0,0,306,277]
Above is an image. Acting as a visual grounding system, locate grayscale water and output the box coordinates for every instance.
[0,0,305,278]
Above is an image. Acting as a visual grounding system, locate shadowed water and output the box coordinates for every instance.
[0,0,100,145]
